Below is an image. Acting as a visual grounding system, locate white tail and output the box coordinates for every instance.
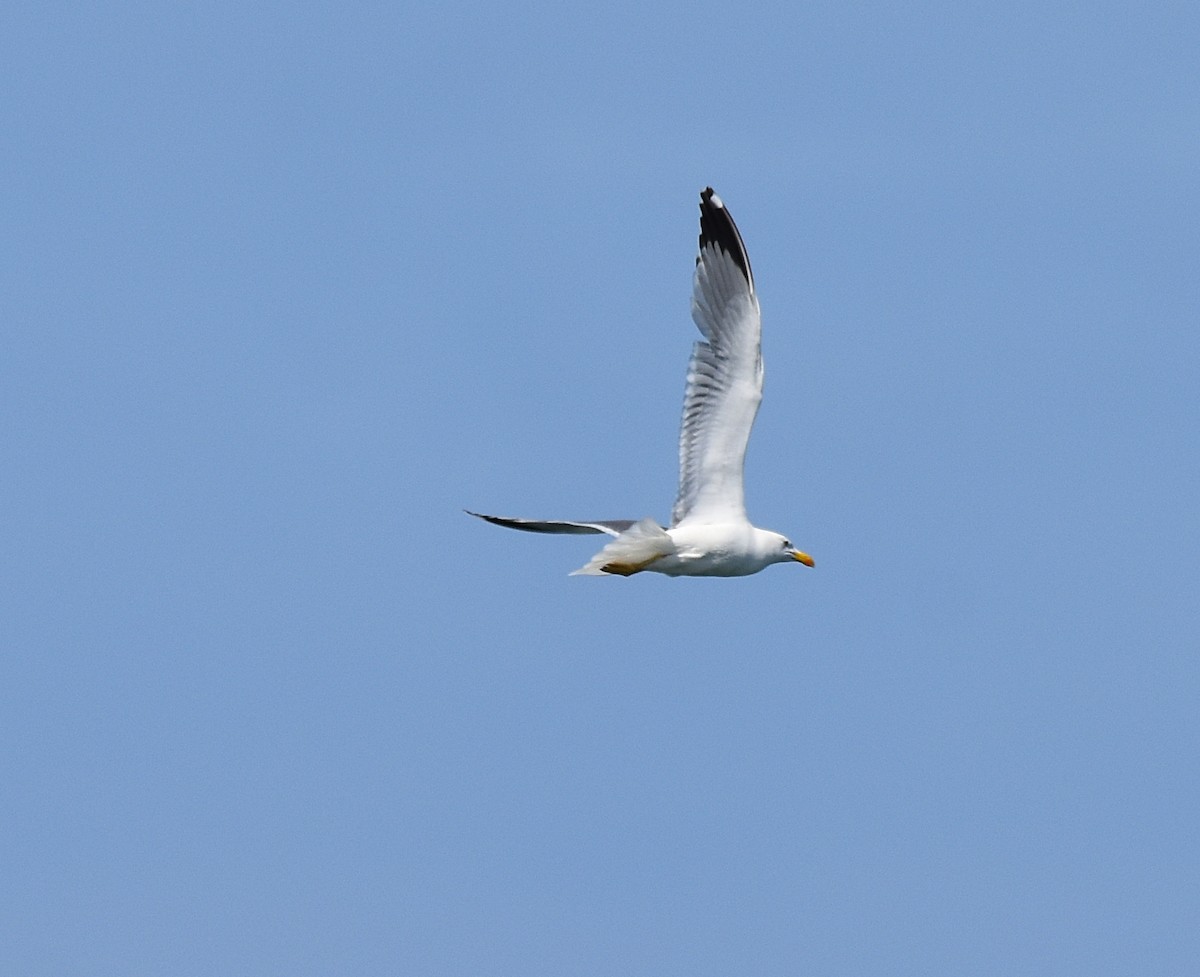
[570,518,675,576]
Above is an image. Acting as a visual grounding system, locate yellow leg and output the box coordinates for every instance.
[601,554,665,576]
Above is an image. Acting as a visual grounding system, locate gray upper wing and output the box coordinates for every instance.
[465,511,638,537]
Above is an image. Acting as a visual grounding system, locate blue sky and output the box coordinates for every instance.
[3,1,1198,974]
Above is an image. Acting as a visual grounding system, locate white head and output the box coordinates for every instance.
[755,529,815,568]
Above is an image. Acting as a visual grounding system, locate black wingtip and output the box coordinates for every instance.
[698,187,753,288]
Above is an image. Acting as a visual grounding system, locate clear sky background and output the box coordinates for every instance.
[3,1,1198,974]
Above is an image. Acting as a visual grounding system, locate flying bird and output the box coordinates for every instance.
[468,188,814,577]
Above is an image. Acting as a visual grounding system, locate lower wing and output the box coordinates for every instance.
[465,511,639,537]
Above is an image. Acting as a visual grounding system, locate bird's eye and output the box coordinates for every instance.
[783,539,791,548]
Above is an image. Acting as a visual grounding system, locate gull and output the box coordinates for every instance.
[467,188,814,577]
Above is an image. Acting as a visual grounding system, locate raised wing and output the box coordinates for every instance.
[465,511,638,537]
[671,189,763,527]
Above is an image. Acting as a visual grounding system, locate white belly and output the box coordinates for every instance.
[650,524,768,577]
